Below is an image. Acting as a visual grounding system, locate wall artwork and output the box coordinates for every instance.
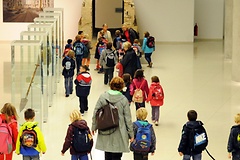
[3,0,54,22]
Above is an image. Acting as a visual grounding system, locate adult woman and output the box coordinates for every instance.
[91,77,134,160]
[0,103,18,160]
[97,24,113,43]
[142,31,155,68]
[120,41,138,78]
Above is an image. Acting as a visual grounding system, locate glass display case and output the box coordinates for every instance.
[33,17,61,83]
[20,31,51,122]
[39,12,62,54]
[27,24,57,96]
[11,40,44,129]
[43,8,64,52]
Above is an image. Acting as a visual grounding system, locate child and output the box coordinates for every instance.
[81,34,92,67]
[0,103,18,160]
[62,50,76,97]
[122,73,133,104]
[142,31,155,68]
[16,108,47,160]
[178,110,208,160]
[130,69,149,110]
[99,42,118,85]
[63,39,73,57]
[74,65,92,116]
[227,113,240,160]
[132,39,142,69]
[130,107,156,160]
[73,34,84,73]
[147,76,164,126]
[61,110,93,160]
[94,30,108,73]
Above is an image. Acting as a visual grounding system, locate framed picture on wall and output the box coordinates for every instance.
[3,0,54,22]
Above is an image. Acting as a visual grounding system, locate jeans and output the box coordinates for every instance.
[23,155,39,160]
[79,96,88,114]
[133,152,148,160]
[76,55,83,73]
[64,77,73,95]
[105,152,122,160]
[104,68,114,84]
[151,106,160,121]
[71,154,88,160]
[135,102,145,110]
[144,53,152,65]
[183,154,202,160]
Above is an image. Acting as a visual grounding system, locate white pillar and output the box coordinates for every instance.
[224,0,233,59]
[232,0,240,82]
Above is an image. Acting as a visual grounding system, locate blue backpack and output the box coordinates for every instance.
[74,42,88,56]
[131,121,152,152]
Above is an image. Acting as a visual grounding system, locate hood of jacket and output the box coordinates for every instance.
[137,120,149,126]
[71,120,89,130]
[21,121,38,129]
[231,124,240,129]
[76,72,92,84]
[185,120,203,129]
[103,90,125,104]
[150,82,160,88]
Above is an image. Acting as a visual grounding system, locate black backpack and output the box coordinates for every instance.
[105,51,115,67]
[147,36,155,48]
[20,125,38,148]
[233,126,240,149]
[72,126,93,153]
[188,125,208,152]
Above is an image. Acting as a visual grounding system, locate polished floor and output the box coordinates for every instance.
[1,40,239,160]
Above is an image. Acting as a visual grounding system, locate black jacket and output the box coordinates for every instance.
[228,125,240,154]
[178,121,206,155]
[62,56,75,78]
[120,48,138,78]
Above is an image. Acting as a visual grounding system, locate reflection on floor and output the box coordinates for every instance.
[0,40,239,160]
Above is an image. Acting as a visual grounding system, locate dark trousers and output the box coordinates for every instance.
[76,55,83,73]
[79,96,88,114]
[135,102,145,110]
[105,152,122,160]
[144,53,152,65]
[104,68,114,84]
[133,153,148,160]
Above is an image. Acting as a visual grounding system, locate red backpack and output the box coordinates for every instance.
[0,117,13,154]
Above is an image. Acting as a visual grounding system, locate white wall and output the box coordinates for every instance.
[134,0,194,42]
[195,0,224,39]
[0,0,82,41]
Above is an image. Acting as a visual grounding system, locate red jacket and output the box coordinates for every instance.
[130,78,149,102]
[147,82,164,106]
[0,114,18,151]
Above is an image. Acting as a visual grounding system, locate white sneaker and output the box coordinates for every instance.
[155,121,159,126]
[81,113,84,116]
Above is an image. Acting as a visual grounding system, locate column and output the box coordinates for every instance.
[232,0,240,82]
[224,0,233,59]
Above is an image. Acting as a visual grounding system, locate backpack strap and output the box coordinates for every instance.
[133,79,145,90]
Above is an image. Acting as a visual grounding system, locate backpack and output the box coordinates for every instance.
[152,85,163,100]
[65,59,71,70]
[132,80,145,103]
[132,45,141,57]
[188,124,208,152]
[20,125,38,148]
[131,121,152,152]
[105,51,115,67]
[72,126,93,153]
[147,36,155,48]
[74,42,87,56]
[0,117,13,154]
[98,44,106,55]
[233,126,240,149]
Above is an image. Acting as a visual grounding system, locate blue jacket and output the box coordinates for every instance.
[142,38,155,54]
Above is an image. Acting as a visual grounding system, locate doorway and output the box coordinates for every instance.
[92,0,124,38]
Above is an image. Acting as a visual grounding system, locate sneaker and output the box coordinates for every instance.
[155,121,159,126]
[94,68,99,71]
[150,62,153,68]
[81,113,84,116]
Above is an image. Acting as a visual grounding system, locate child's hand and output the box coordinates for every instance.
[129,137,134,143]
[179,152,183,156]
[92,130,95,135]
[228,153,232,159]
[151,152,155,156]
[61,152,64,156]
[42,152,45,154]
